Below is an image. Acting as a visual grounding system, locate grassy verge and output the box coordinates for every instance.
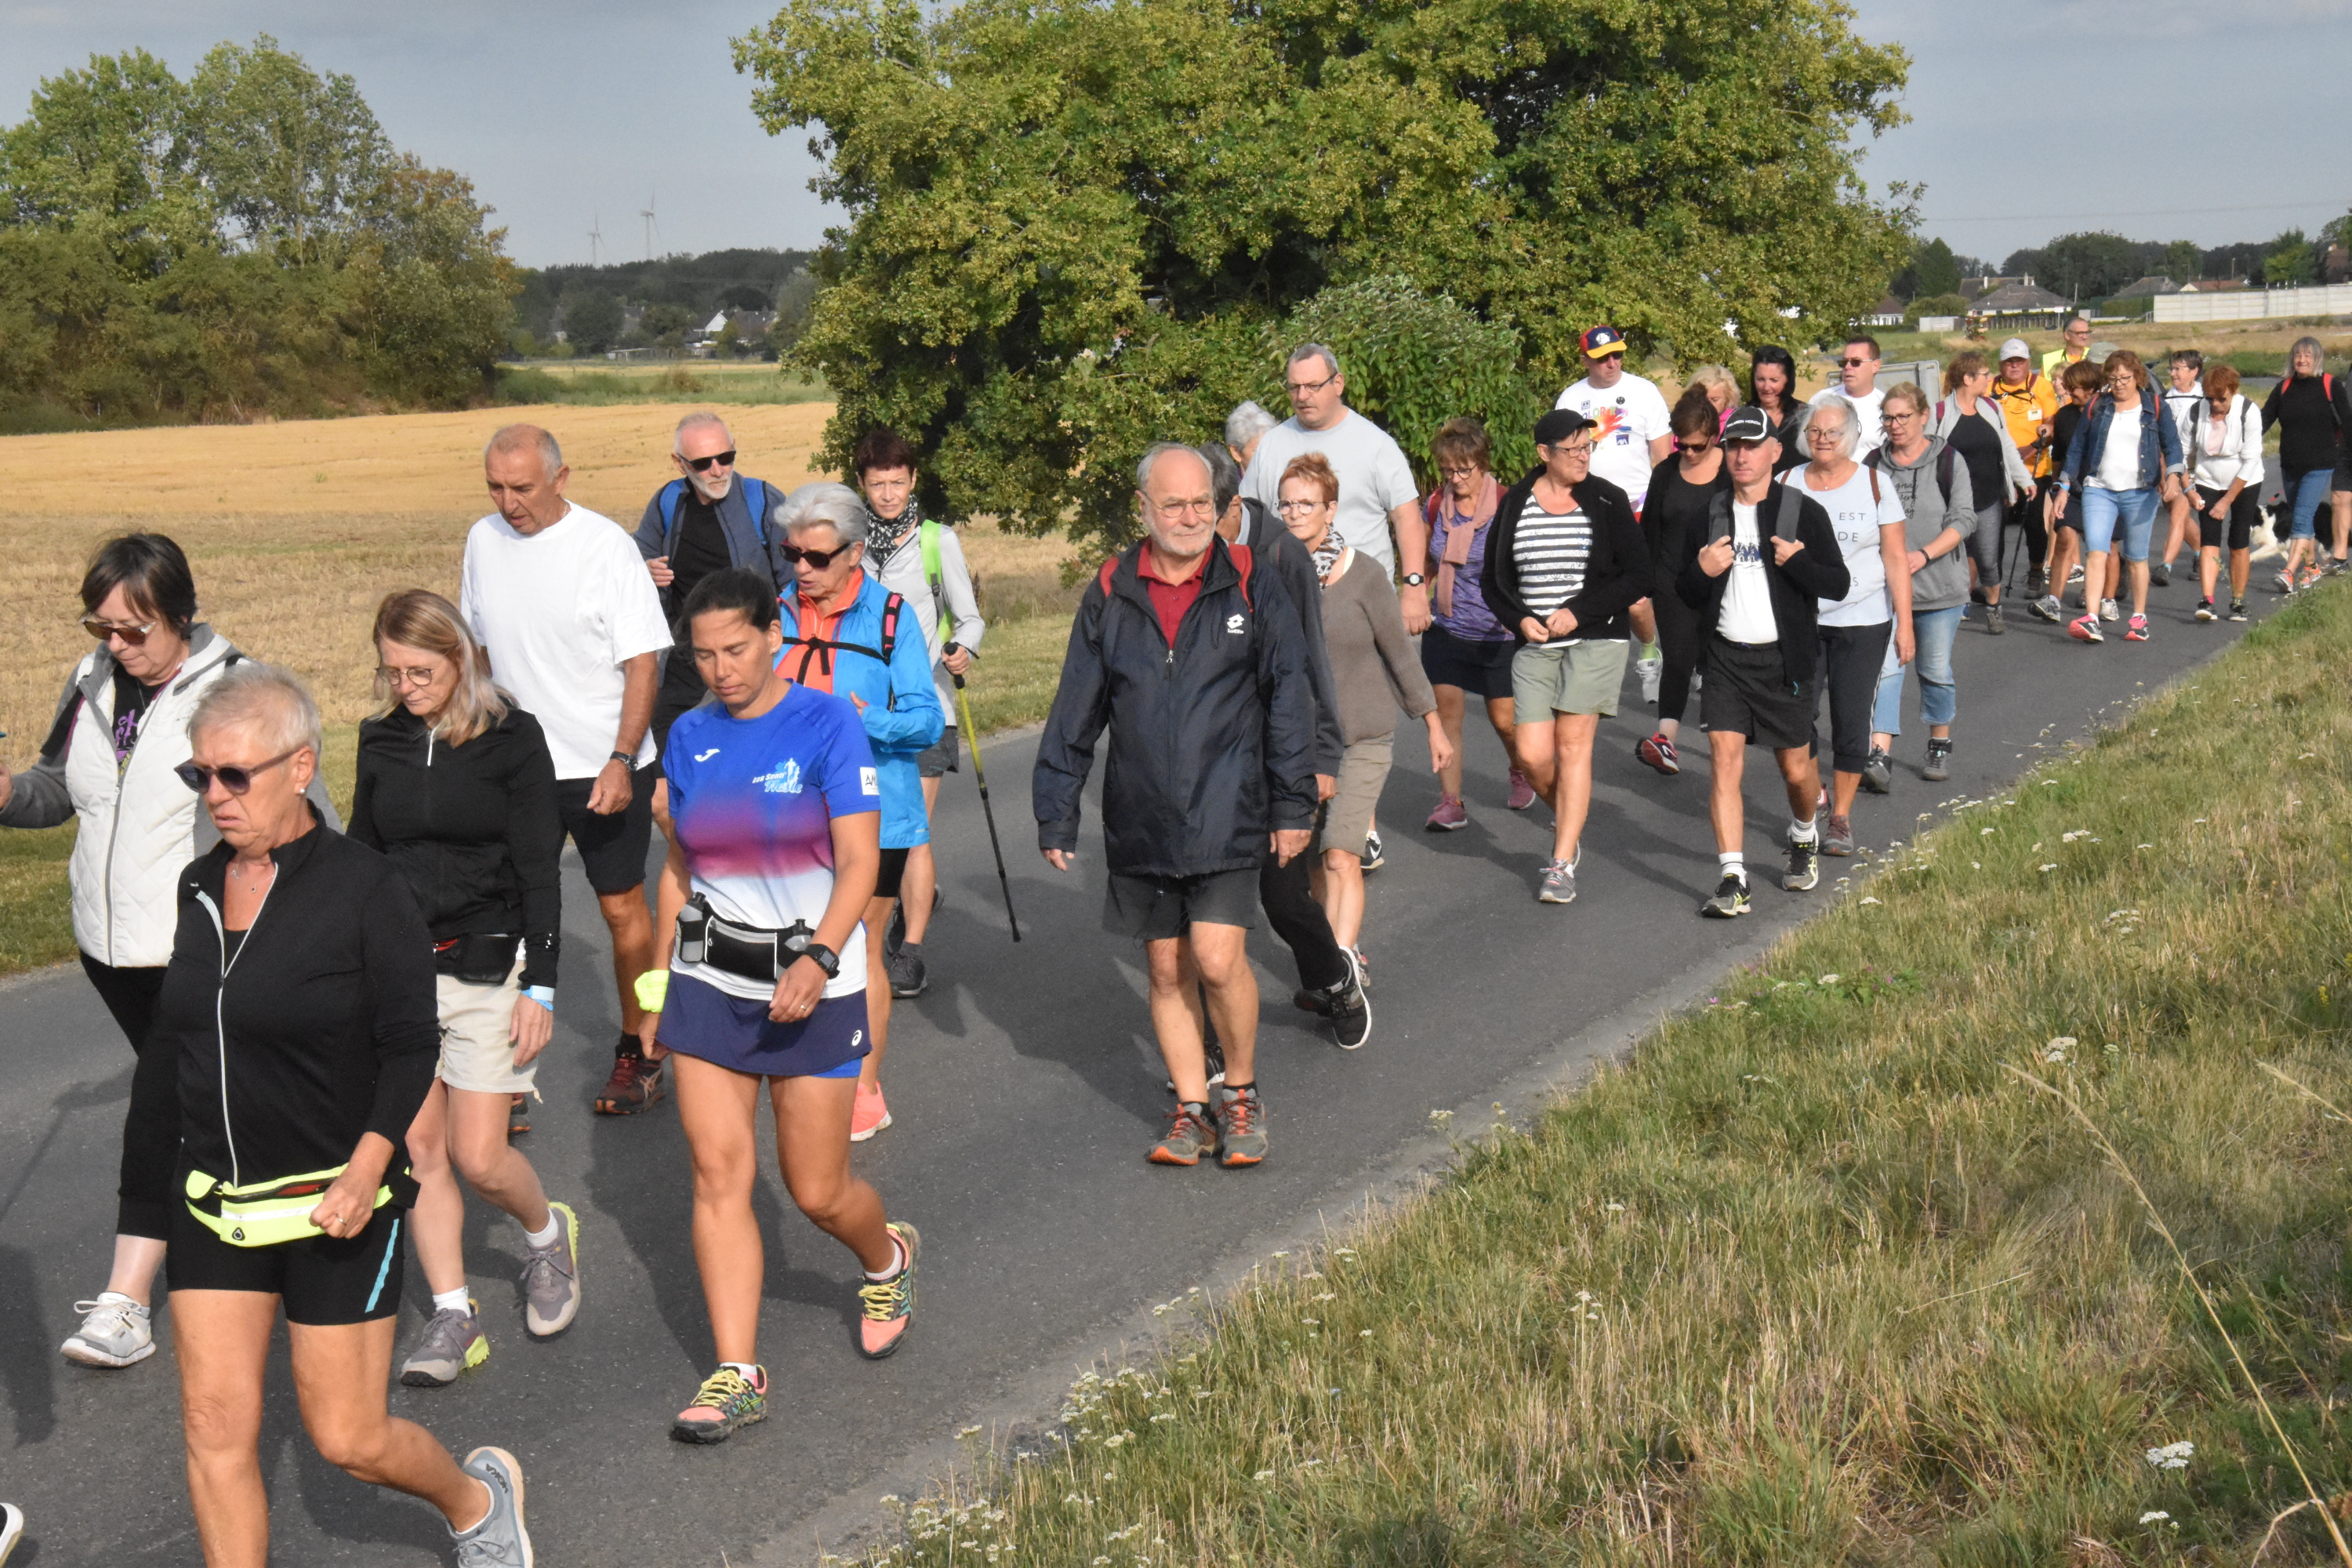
[494,361,831,407]
[867,585,2352,1566]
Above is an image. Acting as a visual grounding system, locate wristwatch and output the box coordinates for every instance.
[608,750,635,767]
[800,942,841,979]
[1402,572,1428,587]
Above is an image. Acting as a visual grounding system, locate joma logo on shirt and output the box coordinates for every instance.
[754,760,804,795]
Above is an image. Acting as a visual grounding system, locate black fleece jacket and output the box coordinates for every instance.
[159,817,439,1190]
[1479,468,1652,641]
[350,704,562,989]
[1033,534,1319,878]
[2262,374,2352,475]
[1675,481,1850,678]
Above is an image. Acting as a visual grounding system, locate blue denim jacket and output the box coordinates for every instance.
[2059,387,2185,494]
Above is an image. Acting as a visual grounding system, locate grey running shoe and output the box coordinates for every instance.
[1984,601,2005,636]
[2099,597,2120,622]
[521,1202,580,1338]
[1922,737,1952,782]
[452,1446,532,1566]
[1860,746,1891,794]
[887,944,927,998]
[1216,1083,1268,1167]
[1784,835,1820,891]
[2025,566,2047,597]
[2030,594,2063,622]
[1326,954,1371,1051]
[1821,814,1854,857]
[60,1294,154,1368]
[1700,873,1751,919]
[1149,1102,1219,1167]
[1537,856,1577,904]
[401,1300,488,1388]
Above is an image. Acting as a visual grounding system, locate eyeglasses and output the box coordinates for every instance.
[377,664,442,689]
[83,615,159,644]
[1882,408,1922,422]
[1152,497,1218,521]
[682,449,737,473]
[174,748,300,797]
[1283,372,1338,397]
[1276,499,1326,515]
[1437,464,1480,480]
[782,543,854,568]
[1544,442,1595,459]
[1806,424,1847,441]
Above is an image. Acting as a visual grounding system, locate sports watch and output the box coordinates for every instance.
[800,942,841,980]
[1402,572,1428,586]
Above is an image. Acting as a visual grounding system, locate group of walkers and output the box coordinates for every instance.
[3,316,2340,1564]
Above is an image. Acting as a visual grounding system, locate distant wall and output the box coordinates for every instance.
[2155,284,2352,323]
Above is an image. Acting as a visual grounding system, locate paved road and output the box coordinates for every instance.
[0,568,2296,1566]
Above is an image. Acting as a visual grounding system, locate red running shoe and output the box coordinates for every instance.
[594,1054,666,1116]
[1635,733,1680,775]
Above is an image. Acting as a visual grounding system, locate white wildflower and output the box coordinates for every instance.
[2140,1511,2171,1525]
[1819,974,1841,985]
[1860,895,1882,906]
[1253,1470,1275,1482]
[2145,1440,2194,1470]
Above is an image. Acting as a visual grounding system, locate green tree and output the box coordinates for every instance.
[340,156,516,405]
[183,36,390,259]
[2160,238,2201,282]
[2036,231,2136,299]
[561,288,622,354]
[1902,238,1960,300]
[736,0,1910,548]
[2264,228,2316,285]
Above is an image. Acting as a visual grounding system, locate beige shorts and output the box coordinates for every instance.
[436,970,537,1094]
[1314,735,1394,855]
[1511,638,1630,718]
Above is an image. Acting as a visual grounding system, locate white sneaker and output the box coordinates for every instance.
[1,1501,22,1565]
[2099,597,2120,622]
[1636,654,1662,706]
[60,1293,154,1367]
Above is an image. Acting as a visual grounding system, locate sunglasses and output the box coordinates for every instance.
[83,615,159,644]
[174,748,300,797]
[1839,358,1875,368]
[782,542,854,568]
[682,450,737,473]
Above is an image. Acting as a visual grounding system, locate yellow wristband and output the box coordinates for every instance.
[633,970,670,1011]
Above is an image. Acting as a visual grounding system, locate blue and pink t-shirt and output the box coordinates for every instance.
[660,683,880,1002]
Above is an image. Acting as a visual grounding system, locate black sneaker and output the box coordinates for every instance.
[2025,566,2048,597]
[1324,955,1371,1051]
[2150,561,2171,587]
[2194,597,2216,622]
[1359,830,1385,873]
[1700,873,1751,919]
[1784,835,1820,892]
[1984,601,2005,636]
[1922,737,1952,782]
[2228,599,2249,622]
[887,943,927,998]
[1860,745,1892,794]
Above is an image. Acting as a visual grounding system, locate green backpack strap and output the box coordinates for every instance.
[918,519,948,629]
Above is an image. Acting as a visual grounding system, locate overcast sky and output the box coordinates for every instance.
[4,0,2347,271]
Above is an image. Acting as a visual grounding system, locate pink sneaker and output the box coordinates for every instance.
[851,1082,891,1142]
[1506,769,1537,811]
[1425,794,1468,831]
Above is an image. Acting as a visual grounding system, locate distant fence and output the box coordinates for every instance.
[2155,284,2352,324]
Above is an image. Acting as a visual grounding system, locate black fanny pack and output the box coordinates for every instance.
[677,897,815,983]
[434,933,518,986]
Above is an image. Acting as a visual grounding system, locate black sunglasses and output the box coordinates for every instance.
[782,543,854,568]
[684,449,737,473]
[175,748,300,797]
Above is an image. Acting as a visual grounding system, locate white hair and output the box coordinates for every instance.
[781,481,869,546]
[673,410,731,452]
[484,423,564,477]
[1134,441,1211,494]
[1808,394,1860,459]
[190,662,322,758]
[1224,401,1278,450]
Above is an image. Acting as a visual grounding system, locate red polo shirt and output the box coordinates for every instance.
[1136,543,1207,645]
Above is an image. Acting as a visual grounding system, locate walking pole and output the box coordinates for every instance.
[943,644,1021,942]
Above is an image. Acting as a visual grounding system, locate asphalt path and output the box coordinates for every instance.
[0,562,2302,1566]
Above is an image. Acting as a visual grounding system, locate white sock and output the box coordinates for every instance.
[432,1287,470,1315]
[1718,852,1746,884]
[522,1212,561,1250]
[720,1360,761,1382]
[865,1234,908,1282]
[1790,817,1819,844]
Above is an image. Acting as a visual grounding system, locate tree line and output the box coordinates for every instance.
[0,37,515,430]
[1889,213,2352,310]
[510,249,816,358]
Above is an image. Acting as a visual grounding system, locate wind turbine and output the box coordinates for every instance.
[639,191,659,262]
[587,212,604,267]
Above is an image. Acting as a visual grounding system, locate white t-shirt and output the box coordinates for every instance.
[2091,406,2147,492]
[2161,385,2203,456]
[460,503,675,779]
[1804,465,1905,627]
[1241,410,1418,573]
[1554,372,1672,506]
[1810,385,1886,459]
[1719,501,1777,645]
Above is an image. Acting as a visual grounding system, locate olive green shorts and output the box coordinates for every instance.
[1509,638,1630,718]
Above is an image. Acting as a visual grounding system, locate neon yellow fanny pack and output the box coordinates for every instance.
[183,1166,392,1248]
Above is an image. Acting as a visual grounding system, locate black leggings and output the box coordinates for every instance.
[2012,481,2055,571]
[1815,622,1893,776]
[1260,848,1349,993]
[81,954,175,1241]
[1651,584,1701,725]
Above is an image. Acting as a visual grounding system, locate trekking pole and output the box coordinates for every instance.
[943,644,1022,942]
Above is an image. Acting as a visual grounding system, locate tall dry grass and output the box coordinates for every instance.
[866,586,2352,1567]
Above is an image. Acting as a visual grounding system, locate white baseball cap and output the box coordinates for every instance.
[1998,336,2031,361]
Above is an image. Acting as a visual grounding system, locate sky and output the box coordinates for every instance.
[3,0,2349,272]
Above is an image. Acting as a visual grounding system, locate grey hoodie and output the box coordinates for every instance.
[1867,437,1978,614]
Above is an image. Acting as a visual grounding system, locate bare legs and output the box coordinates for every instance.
[405,1081,553,1299]
[1429,686,1517,804]
[1707,731,1819,859]
[1511,710,1599,862]
[858,894,897,1091]
[1148,924,1255,1104]
[597,887,656,1042]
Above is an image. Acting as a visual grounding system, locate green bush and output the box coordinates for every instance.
[493,366,567,405]
[1904,292,1968,325]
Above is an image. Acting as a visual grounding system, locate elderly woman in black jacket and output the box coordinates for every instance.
[351,589,579,1392]
[158,662,532,1566]
[1479,407,1653,906]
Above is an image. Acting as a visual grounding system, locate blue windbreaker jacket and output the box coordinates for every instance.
[775,575,944,849]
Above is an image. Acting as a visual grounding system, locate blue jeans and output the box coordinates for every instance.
[2080,486,2159,562]
[2283,468,2335,541]
[1871,604,1961,736]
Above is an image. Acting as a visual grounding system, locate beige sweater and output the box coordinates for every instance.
[1320,551,1436,744]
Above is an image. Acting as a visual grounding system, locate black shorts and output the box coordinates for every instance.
[875,846,908,901]
[2194,487,2259,553]
[554,764,657,895]
[1418,625,1517,702]
[1103,866,1259,942]
[916,727,960,778]
[166,1199,407,1327]
[1700,637,1817,754]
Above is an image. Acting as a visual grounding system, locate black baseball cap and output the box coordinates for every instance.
[1722,405,1773,443]
[1534,408,1594,446]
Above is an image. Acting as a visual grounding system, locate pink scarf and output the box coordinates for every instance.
[1428,474,1500,619]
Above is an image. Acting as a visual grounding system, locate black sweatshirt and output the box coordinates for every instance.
[1674,482,1850,679]
[349,705,562,989]
[1479,469,1653,641]
[158,817,440,1190]
[2262,374,2352,475]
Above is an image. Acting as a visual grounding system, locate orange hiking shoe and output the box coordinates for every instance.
[1148,1102,1219,1166]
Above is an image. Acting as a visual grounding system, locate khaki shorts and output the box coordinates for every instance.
[1511,638,1629,718]
[436,970,537,1094]
[1314,735,1394,854]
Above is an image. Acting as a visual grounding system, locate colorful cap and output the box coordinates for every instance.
[1579,325,1627,357]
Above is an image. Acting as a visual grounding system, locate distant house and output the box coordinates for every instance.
[1966,281,2072,327]
[1861,294,1905,328]
[1960,274,2034,302]
[2111,276,2177,300]
[2183,278,2251,292]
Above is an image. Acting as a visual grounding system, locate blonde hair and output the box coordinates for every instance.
[1685,364,1740,409]
[191,662,322,759]
[371,589,510,746]
[1881,381,1930,418]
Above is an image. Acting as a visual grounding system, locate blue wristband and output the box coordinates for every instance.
[524,985,555,1013]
